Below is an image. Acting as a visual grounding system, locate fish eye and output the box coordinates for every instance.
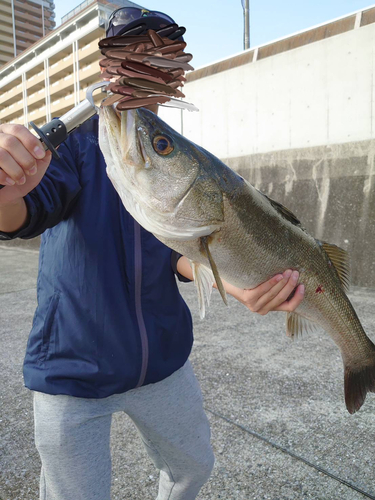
[152,135,174,156]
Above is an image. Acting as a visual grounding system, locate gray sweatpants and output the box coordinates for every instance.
[33,361,214,500]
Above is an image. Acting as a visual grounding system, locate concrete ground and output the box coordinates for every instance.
[1,244,375,500]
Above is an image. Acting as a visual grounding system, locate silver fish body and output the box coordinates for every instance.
[99,105,375,414]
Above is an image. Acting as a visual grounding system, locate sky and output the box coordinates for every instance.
[54,0,374,68]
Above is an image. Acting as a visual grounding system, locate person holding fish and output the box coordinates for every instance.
[0,7,305,500]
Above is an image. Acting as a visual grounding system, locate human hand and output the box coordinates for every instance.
[223,270,304,315]
[0,124,52,207]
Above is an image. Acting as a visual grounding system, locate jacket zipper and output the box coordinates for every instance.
[134,220,149,387]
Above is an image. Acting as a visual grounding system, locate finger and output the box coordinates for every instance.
[251,269,294,312]
[0,150,52,204]
[0,134,39,179]
[257,270,300,315]
[0,147,27,185]
[0,124,45,161]
[275,284,305,312]
[244,273,285,303]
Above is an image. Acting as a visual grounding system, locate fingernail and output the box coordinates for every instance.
[28,166,37,176]
[291,270,299,281]
[275,275,283,282]
[33,146,45,159]
[299,284,305,294]
[17,176,26,185]
[5,177,15,186]
[283,269,292,278]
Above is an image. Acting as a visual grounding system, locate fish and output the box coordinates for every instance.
[98,105,375,414]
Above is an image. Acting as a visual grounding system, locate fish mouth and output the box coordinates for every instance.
[123,108,137,157]
[136,123,151,169]
[117,108,147,169]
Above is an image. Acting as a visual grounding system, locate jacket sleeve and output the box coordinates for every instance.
[171,250,192,283]
[0,138,82,241]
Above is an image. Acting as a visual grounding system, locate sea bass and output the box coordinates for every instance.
[99,106,375,414]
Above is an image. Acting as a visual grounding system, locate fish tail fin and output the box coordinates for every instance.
[344,351,375,414]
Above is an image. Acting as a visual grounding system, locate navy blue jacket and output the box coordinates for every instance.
[0,116,193,398]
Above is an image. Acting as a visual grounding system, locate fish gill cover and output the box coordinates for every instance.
[98,23,196,111]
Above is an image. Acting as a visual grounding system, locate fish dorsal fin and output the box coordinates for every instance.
[258,190,301,227]
[200,236,228,307]
[286,312,319,339]
[191,261,215,319]
[320,241,350,292]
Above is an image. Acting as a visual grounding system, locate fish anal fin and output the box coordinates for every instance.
[286,312,318,339]
[320,241,350,292]
[200,236,228,306]
[191,261,215,319]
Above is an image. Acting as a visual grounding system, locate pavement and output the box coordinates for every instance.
[1,244,375,500]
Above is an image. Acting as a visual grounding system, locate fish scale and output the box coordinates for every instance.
[99,105,375,414]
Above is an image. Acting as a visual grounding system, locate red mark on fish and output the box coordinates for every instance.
[316,285,325,293]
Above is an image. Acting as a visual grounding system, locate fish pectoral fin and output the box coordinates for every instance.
[191,261,215,319]
[286,312,318,339]
[200,236,228,307]
[319,241,350,292]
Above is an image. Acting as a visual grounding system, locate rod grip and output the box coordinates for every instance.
[29,119,68,159]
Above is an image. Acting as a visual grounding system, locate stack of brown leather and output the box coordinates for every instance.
[98,24,194,110]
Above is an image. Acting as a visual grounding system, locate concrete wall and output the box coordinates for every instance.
[181,22,375,157]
